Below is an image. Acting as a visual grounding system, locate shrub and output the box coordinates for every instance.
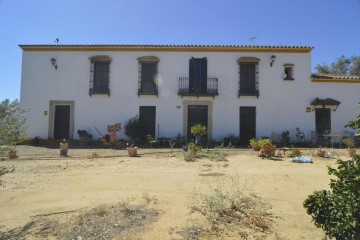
[124,115,146,142]
[190,124,207,136]
[188,179,271,231]
[184,142,201,161]
[0,99,28,158]
[303,154,360,239]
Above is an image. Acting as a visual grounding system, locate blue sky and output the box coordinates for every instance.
[1,0,359,101]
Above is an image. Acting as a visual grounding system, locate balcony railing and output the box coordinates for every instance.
[178,77,218,97]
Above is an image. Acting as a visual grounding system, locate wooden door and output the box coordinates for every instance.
[239,107,256,146]
[54,105,70,139]
[139,106,156,140]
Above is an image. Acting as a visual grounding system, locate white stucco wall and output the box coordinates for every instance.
[20,48,360,142]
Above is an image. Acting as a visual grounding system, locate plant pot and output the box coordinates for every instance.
[128,147,138,157]
[261,144,274,157]
[60,143,69,150]
[252,146,261,151]
[109,132,117,144]
[346,149,356,158]
[316,150,325,157]
[8,150,17,159]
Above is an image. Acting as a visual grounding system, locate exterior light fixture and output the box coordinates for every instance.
[270,55,276,67]
[50,58,57,70]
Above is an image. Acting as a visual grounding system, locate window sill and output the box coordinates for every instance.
[89,90,110,97]
[138,91,158,97]
[238,90,260,98]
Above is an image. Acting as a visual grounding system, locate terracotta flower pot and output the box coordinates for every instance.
[252,146,261,151]
[109,132,117,144]
[261,144,274,157]
[60,143,68,150]
[316,149,325,157]
[346,149,356,158]
[8,150,17,159]
[128,147,138,157]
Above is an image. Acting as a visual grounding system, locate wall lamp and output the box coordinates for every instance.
[50,58,57,70]
[270,55,276,67]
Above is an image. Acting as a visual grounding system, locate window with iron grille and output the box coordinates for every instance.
[138,56,159,96]
[238,57,260,97]
[89,55,111,96]
[284,64,294,80]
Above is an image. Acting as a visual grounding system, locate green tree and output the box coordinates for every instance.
[303,155,360,239]
[315,55,360,75]
[0,99,28,158]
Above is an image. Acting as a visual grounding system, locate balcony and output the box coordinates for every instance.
[178,77,218,98]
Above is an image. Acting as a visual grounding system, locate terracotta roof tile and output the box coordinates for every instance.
[18,44,313,53]
[311,73,360,80]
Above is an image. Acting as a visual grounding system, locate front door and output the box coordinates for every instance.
[315,108,331,144]
[187,105,208,141]
[139,106,156,141]
[54,105,70,139]
[239,107,256,146]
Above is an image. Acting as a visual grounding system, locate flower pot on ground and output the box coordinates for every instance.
[346,149,356,157]
[261,144,275,157]
[8,150,17,159]
[128,145,138,157]
[316,148,325,157]
[249,138,261,151]
[343,138,356,157]
[60,141,68,157]
[107,123,121,144]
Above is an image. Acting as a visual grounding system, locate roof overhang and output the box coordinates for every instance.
[311,98,341,106]
[19,44,314,53]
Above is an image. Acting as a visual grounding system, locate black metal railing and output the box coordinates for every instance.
[178,77,218,97]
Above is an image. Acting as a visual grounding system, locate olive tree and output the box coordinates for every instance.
[315,55,360,76]
[0,99,28,158]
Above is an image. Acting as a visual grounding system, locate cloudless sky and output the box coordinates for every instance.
[1,0,360,101]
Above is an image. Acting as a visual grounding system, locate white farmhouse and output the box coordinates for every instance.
[19,44,360,145]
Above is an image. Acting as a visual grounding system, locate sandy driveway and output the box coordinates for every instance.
[0,145,344,239]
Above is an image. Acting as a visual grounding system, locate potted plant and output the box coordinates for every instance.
[60,139,68,157]
[315,146,325,157]
[259,138,274,157]
[249,138,261,151]
[190,124,207,144]
[343,138,356,157]
[127,144,138,157]
[107,123,121,144]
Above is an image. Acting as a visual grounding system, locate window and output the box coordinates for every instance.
[138,56,159,96]
[238,57,260,97]
[189,57,207,93]
[284,64,294,80]
[89,55,112,96]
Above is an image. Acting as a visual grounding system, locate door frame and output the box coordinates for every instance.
[183,100,213,140]
[48,100,74,139]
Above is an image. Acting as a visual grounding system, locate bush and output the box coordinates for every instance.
[303,154,360,239]
[124,115,146,142]
[0,99,28,158]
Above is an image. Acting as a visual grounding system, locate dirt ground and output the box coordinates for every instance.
[0,145,348,239]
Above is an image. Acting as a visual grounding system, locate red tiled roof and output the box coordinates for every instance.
[311,73,360,80]
[18,44,313,53]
